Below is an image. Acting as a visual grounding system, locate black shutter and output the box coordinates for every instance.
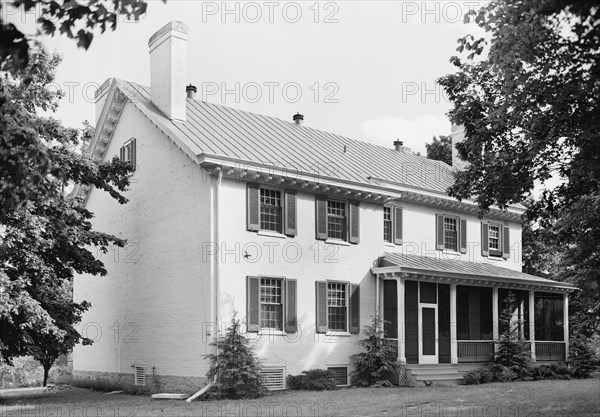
[502,226,510,259]
[247,183,260,232]
[460,218,467,254]
[436,214,444,250]
[119,146,124,161]
[394,207,403,245]
[131,138,136,171]
[349,284,360,334]
[481,223,489,257]
[315,195,328,240]
[349,200,360,244]
[285,279,297,333]
[284,191,297,237]
[247,276,260,332]
[315,281,327,333]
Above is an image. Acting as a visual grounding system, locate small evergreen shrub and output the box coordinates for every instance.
[204,312,266,399]
[568,331,599,378]
[351,316,400,387]
[463,368,493,385]
[286,369,337,391]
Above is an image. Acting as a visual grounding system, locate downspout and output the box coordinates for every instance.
[214,167,222,353]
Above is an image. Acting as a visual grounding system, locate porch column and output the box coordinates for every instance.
[450,283,458,364]
[564,292,569,361]
[529,290,536,362]
[397,277,406,365]
[492,286,499,355]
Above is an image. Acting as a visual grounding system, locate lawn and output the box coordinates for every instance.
[1,378,598,417]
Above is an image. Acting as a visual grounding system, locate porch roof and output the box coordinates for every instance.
[372,253,576,292]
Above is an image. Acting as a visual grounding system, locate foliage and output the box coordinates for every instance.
[463,368,493,385]
[0,43,132,384]
[351,316,400,387]
[425,135,452,165]
[69,377,150,395]
[1,0,158,76]
[438,0,600,335]
[286,369,338,391]
[490,292,533,381]
[204,312,266,399]
[568,330,599,378]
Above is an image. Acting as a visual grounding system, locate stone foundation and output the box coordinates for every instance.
[73,370,207,394]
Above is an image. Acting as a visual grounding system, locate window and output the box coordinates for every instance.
[534,293,564,341]
[481,223,509,258]
[247,185,296,236]
[327,282,348,331]
[383,206,392,242]
[436,214,466,253]
[327,367,349,386]
[247,276,297,333]
[316,197,359,244]
[327,200,347,240]
[457,286,493,340]
[120,138,136,171]
[260,278,283,330]
[259,188,282,233]
[443,217,458,251]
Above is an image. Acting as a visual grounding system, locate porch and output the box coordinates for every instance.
[372,253,576,366]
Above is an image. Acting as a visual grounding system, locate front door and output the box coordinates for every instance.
[419,304,438,364]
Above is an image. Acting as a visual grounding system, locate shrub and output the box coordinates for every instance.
[286,369,337,391]
[568,331,599,378]
[351,316,400,387]
[494,366,517,382]
[463,368,493,385]
[204,312,266,399]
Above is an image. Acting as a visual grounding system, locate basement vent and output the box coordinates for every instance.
[260,367,285,390]
[133,365,146,386]
[328,366,349,386]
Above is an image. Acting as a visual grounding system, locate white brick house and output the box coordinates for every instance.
[73,21,575,391]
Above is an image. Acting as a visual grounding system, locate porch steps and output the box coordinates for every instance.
[405,364,463,386]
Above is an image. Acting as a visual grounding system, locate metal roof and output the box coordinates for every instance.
[121,80,455,194]
[378,252,575,290]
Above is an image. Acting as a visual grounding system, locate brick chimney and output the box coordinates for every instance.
[148,21,188,122]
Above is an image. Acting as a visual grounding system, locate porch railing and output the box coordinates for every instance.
[457,341,495,363]
[535,341,566,361]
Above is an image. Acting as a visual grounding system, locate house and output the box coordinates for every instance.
[72,21,575,391]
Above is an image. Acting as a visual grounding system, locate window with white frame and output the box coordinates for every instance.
[327,282,347,331]
[383,206,392,243]
[488,224,502,257]
[120,138,136,171]
[327,200,347,240]
[260,278,283,330]
[259,188,282,233]
[443,216,458,251]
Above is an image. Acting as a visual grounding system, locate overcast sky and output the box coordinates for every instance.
[7,1,487,154]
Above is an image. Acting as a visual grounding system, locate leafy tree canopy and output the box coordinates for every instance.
[425,135,452,165]
[439,0,600,334]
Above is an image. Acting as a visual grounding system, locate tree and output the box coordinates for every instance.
[204,312,266,399]
[0,44,132,382]
[438,0,600,334]
[425,135,452,165]
[0,0,156,219]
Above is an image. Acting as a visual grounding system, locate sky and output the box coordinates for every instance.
[5,0,488,155]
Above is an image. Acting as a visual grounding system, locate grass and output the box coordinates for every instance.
[0,378,598,416]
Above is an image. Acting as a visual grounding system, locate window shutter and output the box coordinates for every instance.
[284,191,297,237]
[502,226,510,259]
[349,284,360,334]
[349,200,360,244]
[315,281,327,333]
[315,195,328,240]
[459,218,467,254]
[119,146,124,162]
[394,207,403,245]
[436,214,444,250]
[285,279,297,333]
[481,223,489,257]
[247,276,260,332]
[131,138,137,171]
[247,184,260,232]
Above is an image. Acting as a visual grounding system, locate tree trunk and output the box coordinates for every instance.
[43,363,51,387]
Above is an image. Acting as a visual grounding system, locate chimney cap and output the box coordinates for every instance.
[293,113,304,121]
[186,84,197,93]
[393,139,403,146]
[148,21,188,48]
